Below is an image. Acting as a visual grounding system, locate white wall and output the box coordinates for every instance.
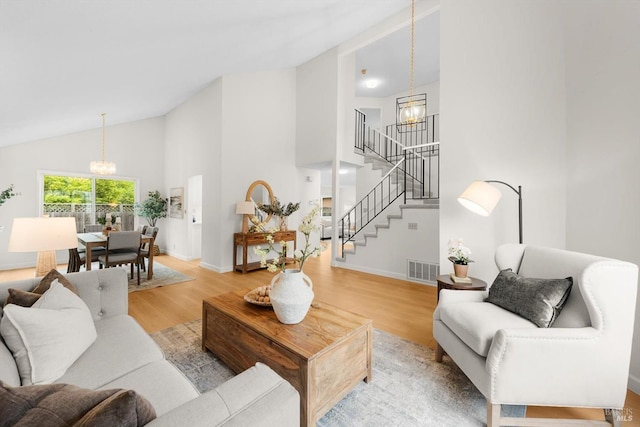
[338,52,362,167]
[296,48,339,168]
[164,68,302,272]
[0,118,165,269]
[440,0,567,281]
[339,205,439,282]
[219,69,301,271]
[164,79,222,265]
[188,174,203,259]
[562,1,640,393]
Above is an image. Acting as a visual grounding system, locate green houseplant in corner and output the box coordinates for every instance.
[134,191,168,227]
[0,184,18,208]
[134,191,168,255]
[1,184,19,233]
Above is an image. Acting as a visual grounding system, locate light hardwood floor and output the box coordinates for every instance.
[1,246,639,425]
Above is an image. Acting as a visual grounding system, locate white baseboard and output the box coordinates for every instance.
[198,261,234,273]
[0,261,37,271]
[334,261,436,287]
[629,373,640,394]
[163,250,190,261]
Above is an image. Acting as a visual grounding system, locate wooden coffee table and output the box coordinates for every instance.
[202,289,373,427]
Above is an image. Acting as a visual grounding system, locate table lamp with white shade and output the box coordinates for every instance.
[236,201,255,233]
[8,217,78,276]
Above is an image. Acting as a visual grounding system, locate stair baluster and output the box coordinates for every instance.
[339,110,440,259]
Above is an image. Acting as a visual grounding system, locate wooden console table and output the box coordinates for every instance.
[233,231,296,273]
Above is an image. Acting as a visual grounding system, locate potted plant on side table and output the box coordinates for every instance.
[448,237,473,278]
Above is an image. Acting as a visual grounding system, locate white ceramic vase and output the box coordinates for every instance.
[269,269,314,324]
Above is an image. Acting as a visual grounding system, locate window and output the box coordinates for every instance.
[41,172,137,231]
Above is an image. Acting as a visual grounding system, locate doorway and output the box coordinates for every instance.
[188,175,202,259]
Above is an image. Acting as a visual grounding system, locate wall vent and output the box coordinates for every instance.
[407,260,439,284]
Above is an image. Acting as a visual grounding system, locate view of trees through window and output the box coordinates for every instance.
[42,174,136,231]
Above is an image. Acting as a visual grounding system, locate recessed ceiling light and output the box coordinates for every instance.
[366,79,379,89]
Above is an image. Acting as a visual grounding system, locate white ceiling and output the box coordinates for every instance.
[0,0,416,147]
[0,0,440,146]
[355,10,440,97]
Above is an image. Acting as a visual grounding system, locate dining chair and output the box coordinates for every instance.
[80,224,106,260]
[66,248,86,273]
[98,231,142,285]
[139,226,159,272]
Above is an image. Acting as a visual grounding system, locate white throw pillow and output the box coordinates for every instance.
[0,280,97,385]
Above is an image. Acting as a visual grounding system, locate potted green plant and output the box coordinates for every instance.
[135,191,167,255]
[134,191,168,227]
[0,184,18,208]
[0,184,19,233]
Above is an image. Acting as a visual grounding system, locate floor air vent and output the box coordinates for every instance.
[407,260,439,284]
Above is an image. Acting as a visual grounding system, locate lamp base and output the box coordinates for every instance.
[35,250,58,277]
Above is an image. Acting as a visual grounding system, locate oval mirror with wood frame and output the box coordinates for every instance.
[244,180,275,232]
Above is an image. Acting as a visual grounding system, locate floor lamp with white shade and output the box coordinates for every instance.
[8,217,78,277]
[457,180,523,244]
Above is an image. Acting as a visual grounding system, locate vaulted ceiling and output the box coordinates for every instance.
[0,1,440,148]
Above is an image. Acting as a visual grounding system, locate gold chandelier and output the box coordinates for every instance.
[396,0,427,132]
[90,113,116,175]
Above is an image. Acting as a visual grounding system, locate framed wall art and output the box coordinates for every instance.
[169,187,184,219]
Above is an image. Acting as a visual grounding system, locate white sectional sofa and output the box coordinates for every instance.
[0,268,300,426]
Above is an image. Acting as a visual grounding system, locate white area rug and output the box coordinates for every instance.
[151,319,525,426]
[77,261,194,293]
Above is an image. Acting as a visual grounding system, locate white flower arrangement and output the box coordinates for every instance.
[447,238,473,265]
[254,205,321,272]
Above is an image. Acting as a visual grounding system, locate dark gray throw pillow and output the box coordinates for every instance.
[486,269,573,328]
[0,381,156,427]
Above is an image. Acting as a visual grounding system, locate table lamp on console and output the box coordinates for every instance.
[235,201,255,234]
[8,217,78,277]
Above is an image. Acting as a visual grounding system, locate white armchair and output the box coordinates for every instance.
[433,244,638,427]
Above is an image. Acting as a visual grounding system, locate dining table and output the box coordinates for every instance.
[77,232,155,280]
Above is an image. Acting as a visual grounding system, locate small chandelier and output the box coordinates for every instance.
[90,113,116,175]
[396,0,427,133]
